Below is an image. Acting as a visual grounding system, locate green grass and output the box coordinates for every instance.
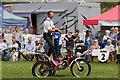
[1,60,119,78]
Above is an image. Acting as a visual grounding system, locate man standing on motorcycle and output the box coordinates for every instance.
[43,11,62,60]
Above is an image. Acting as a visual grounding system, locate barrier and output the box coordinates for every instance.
[92,49,109,62]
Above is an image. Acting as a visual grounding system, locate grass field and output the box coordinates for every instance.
[1,60,119,79]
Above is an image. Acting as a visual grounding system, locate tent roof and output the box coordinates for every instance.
[3,10,27,26]
[83,5,120,25]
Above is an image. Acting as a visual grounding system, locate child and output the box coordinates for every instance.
[10,47,18,62]
[83,39,100,62]
[51,30,62,59]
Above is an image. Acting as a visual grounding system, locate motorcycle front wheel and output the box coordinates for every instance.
[70,59,91,77]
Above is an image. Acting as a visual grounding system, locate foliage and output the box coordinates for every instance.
[101,2,118,13]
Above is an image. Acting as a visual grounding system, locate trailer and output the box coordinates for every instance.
[5,2,100,35]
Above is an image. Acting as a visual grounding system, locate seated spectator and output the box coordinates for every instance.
[8,38,19,51]
[33,38,45,62]
[0,39,7,52]
[74,40,87,58]
[105,39,115,62]
[83,39,100,62]
[37,37,45,53]
[44,40,49,54]
[10,47,18,62]
[23,36,36,60]
[0,38,8,60]
[89,39,94,47]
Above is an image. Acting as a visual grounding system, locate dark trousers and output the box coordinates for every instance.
[66,46,74,53]
[16,41,21,59]
[43,33,57,60]
[55,46,61,58]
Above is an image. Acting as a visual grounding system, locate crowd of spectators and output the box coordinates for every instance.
[0,26,120,64]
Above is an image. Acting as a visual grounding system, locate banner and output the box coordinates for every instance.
[0,4,3,29]
[98,49,109,62]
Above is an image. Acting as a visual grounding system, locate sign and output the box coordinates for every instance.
[98,49,109,62]
[0,4,3,29]
[92,49,100,56]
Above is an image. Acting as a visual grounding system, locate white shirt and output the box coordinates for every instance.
[44,17,55,33]
[12,31,22,42]
[105,44,114,52]
[25,42,36,52]
[0,42,7,50]
[103,35,110,40]
[8,43,19,50]
[23,34,32,45]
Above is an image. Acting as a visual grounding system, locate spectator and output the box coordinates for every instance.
[89,40,94,47]
[74,40,87,58]
[116,40,120,64]
[83,39,100,62]
[105,39,115,62]
[32,38,44,62]
[103,30,110,47]
[44,40,49,54]
[74,29,80,44]
[64,31,76,53]
[0,37,8,60]
[105,39,115,53]
[23,36,36,59]
[109,27,117,47]
[37,37,45,53]
[0,39,7,52]
[12,26,22,49]
[0,28,4,39]
[114,27,119,34]
[85,30,95,49]
[10,47,18,62]
[51,30,62,58]
[23,29,32,47]
[8,38,19,51]
[117,28,120,40]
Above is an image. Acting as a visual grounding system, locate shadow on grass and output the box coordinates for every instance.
[51,74,68,77]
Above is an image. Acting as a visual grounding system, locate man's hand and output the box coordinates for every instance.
[54,28,59,31]
[59,26,64,30]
